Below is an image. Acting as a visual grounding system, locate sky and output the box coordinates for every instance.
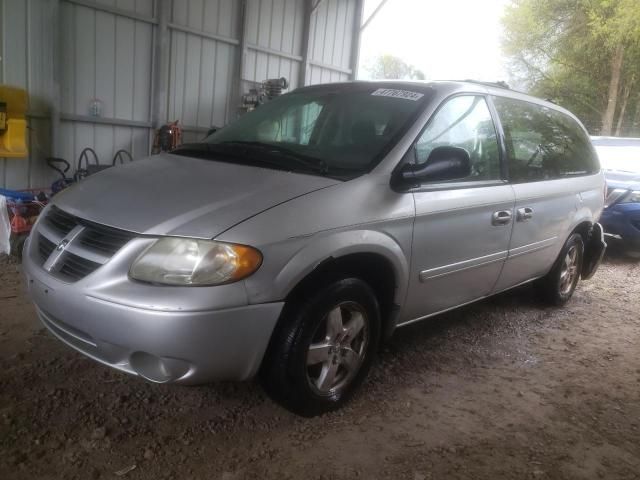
[359,0,511,83]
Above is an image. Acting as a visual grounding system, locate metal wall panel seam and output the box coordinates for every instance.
[26,0,32,187]
[1,0,5,186]
[195,0,205,129]
[167,22,239,46]
[289,0,297,57]
[94,7,98,160]
[146,0,157,154]
[60,113,152,128]
[248,43,302,62]
[62,0,158,25]
[72,4,77,164]
[330,0,342,68]
[180,4,188,130]
[308,60,351,75]
[336,0,349,68]
[321,0,333,67]
[298,0,312,86]
[349,0,363,79]
[234,0,248,118]
[210,41,217,127]
[132,18,137,122]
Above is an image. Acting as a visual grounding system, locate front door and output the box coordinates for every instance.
[400,95,515,324]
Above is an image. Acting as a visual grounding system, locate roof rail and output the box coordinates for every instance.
[462,80,511,90]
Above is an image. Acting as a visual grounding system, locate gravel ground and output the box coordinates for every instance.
[1,253,639,480]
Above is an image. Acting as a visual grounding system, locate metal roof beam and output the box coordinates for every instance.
[361,0,390,32]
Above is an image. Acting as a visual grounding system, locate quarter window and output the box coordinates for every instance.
[415,95,501,181]
[492,97,599,182]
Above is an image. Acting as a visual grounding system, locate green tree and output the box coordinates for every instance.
[502,0,640,135]
[366,54,426,81]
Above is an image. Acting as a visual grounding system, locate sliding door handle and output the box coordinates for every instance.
[517,207,534,222]
[492,210,512,226]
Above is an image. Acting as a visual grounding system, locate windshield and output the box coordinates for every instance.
[173,86,429,179]
[594,144,640,174]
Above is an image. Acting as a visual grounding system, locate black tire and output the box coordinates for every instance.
[260,278,381,417]
[535,233,584,306]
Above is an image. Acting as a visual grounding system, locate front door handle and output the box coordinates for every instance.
[492,210,512,226]
[517,207,534,222]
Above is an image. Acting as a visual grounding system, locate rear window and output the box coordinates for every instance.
[493,97,599,182]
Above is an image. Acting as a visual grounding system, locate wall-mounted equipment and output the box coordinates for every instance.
[152,120,182,154]
[0,85,28,158]
[240,77,289,114]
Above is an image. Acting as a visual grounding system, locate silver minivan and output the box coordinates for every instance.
[23,81,606,416]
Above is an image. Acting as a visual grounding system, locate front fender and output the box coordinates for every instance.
[256,229,411,307]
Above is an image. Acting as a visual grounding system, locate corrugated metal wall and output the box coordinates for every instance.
[0,0,362,189]
[0,0,56,189]
[59,0,155,173]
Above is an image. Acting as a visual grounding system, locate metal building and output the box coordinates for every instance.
[0,0,364,189]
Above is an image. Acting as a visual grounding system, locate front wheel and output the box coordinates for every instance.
[260,278,380,417]
[535,233,584,306]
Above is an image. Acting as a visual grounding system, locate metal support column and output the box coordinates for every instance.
[151,0,170,129]
[349,0,365,80]
[232,0,248,121]
[50,0,62,159]
[298,0,313,87]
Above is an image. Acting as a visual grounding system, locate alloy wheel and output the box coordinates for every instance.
[559,245,580,295]
[306,302,369,396]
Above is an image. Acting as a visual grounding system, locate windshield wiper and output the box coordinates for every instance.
[171,142,321,173]
[218,141,329,174]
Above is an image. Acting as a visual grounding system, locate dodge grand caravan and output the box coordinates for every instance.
[23,81,606,416]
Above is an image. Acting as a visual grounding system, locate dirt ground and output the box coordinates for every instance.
[1,253,639,480]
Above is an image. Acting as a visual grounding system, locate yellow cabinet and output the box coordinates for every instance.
[0,85,28,158]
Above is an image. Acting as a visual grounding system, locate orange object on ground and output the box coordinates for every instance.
[10,213,29,234]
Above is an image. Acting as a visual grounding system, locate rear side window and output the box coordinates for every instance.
[492,97,599,182]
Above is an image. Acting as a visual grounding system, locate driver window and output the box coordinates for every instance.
[415,95,501,181]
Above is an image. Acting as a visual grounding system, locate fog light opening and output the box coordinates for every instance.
[129,351,190,383]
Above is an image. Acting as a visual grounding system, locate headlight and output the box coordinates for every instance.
[622,190,640,204]
[129,238,262,286]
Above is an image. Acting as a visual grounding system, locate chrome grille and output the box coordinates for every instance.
[38,234,56,262]
[34,206,135,282]
[79,223,136,256]
[58,252,102,281]
[45,206,77,236]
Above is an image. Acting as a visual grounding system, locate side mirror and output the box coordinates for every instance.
[393,146,471,188]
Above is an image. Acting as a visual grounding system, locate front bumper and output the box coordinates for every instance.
[23,235,284,384]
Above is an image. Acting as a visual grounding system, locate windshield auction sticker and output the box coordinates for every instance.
[371,88,424,101]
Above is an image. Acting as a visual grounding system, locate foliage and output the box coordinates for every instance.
[502,0,640,135]
[366,54,426,81]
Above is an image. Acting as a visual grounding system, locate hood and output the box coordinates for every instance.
[604,170,640,191]
[53,153,339,238]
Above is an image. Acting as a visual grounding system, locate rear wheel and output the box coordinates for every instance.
[260,278,380,417]
[536,233,584,306]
